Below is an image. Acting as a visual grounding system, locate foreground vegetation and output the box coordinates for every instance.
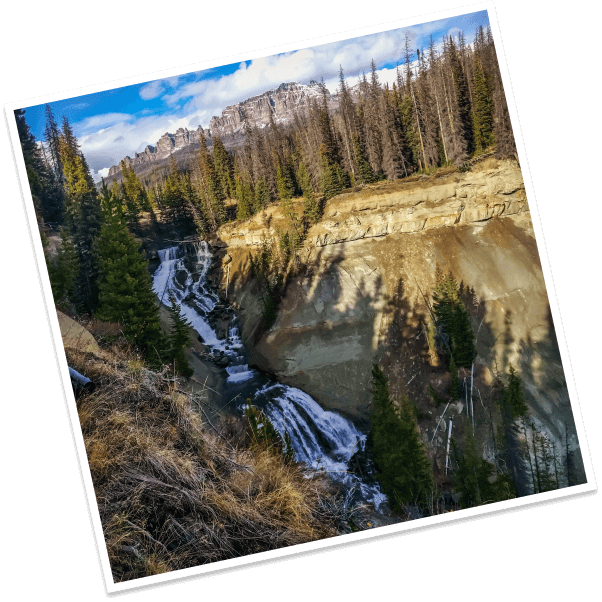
[67,340,348,582]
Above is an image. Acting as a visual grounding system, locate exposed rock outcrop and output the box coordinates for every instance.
[107,126,211,177]
[106,82,334,181]
[209,82,331,136]
[210,158,584,483]
[57,310,100,354]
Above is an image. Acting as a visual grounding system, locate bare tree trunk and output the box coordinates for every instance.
[445,417,453,475]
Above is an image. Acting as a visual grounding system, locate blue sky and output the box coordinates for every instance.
[23,10,489,181]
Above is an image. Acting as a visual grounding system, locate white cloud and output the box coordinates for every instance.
[76,113,133,134]
[78,18,476,180]
[89,167,111,183]
[139,75,183,100]
[139,81,165,101]
[78,110,212,177]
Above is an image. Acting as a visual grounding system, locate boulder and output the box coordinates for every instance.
[56,311,100,354]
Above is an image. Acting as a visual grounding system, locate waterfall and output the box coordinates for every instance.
[153,241,386,509]
[152,242,252,380]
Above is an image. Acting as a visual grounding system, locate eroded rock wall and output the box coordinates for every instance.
[211,159,583,480]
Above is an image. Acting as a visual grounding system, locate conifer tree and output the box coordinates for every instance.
[505,365,528,418]
[119,161,140,225]
[198,135,227,225]
[276,165,291,202]
[44,104,63,185]
[397,93,421,171]
[163,156,186,220]
[453,427,515,508]
[47,227,79,305]
[96,206,165,363]
[166,292,193,377]
[58,117,103,312]
[496,370,530,496]
[298,163,320,224]
[254,176,271,211]
[15,108,63,225]
[447,36,474,157]
[432,271,476,367]
[181,173,208,237]
[236,171,253,221]
[212,136,235,198]
[472,56,494,154]
[352,134,377,185]
[490,44,517,159]
[369,365,433,513]
[337,66,359,178]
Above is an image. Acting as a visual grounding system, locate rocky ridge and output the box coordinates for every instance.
[107,81,333,180]
[107,125,211,177]
[209,81,331,136]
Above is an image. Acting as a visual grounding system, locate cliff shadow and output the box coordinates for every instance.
[248,243,386,429]
[516,304,587,487]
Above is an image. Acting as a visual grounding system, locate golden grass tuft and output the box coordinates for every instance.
[67,344,339,583]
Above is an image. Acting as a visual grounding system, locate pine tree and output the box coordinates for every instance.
[352,134,377,185]
[432,271,476,367]
[276,165,292,202]
[198,135,227,225]
[212,136,235,198]
[453,427,515,508]
[448,36,474,157]
[505,365,528,418]
[163,156,187,220]
[96,208,165,363]
[44,104,63,185]
[58,118,103,312]
[369,365,433,513]
[254,176,271,211]
[320,145,349,201]
[298,163,320,224]
[181,173,208,237]
[472,56,494,154]
[167,292,193,377]
[236,171,253,221]
[119,161,140,225]
[47,227,79,305]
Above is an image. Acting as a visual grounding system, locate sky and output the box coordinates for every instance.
[23,10,489,182]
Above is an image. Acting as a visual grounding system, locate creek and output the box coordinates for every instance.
[152,241,386,509]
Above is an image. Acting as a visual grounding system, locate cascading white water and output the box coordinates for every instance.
[254,383,387,508]
[153,242,386,509]
[153,242,254,383]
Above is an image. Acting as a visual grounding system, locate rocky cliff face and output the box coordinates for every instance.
[107,126,211,178]
[209,158,584,485]
[107,82,333,180]
[209,82,332,136]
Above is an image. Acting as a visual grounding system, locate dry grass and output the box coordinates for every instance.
[67,344,339,583]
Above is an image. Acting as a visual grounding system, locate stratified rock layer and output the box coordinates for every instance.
[210,158,584,481]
